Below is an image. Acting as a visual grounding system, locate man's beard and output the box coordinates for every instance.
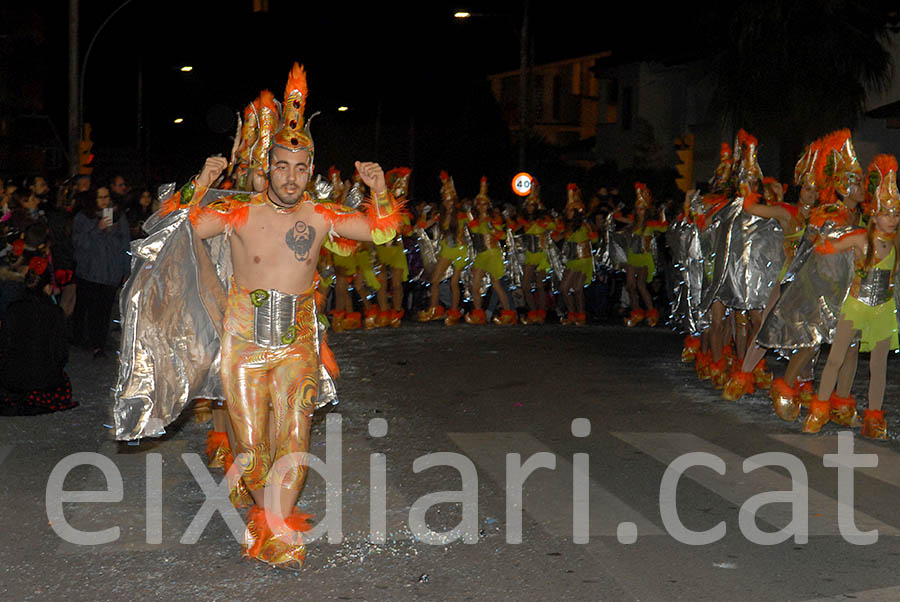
[268,185,302,208]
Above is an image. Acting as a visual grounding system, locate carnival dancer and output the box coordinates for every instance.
[757,130,865,419]
[343,172,385,331]
[417,171,469,325]
[557,184,597,325]
[801,155,899,437]
[372,168,414,328]
[118,63,404,569]
[462,178,516,325]
[327,167,372,331]
[722,144,819,400]
[702,130,782,388]
[681,142,734,371]
[616,182,667,327]
[516,181,555,324]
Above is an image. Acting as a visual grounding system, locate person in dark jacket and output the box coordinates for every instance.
[71,186,130,357]
[0,256,76,415]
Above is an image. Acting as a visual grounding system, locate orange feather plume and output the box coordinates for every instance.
[258,89,279,115]
[737,129,757,148]
[872,154,898,177]
[284,62,308,100]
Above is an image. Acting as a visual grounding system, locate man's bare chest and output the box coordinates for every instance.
[235,206,325,266]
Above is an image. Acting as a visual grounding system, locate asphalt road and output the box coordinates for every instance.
[3,321,900,601]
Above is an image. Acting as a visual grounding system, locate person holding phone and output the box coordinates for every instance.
[71,186,131,357]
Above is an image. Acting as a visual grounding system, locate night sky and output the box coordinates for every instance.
[8,1,711,199]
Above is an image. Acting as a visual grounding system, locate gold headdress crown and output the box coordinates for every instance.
[439,171,458,202]
[711,142,733,192]
[475,177,491,205]
[794,140,820,188]
[234,101,259,190]
[865,154,900,215]
[327,166,343,202]
[250,90,281,175]
[734,129,763,190]
[565,183,584,213]
[386,167,411,199]
[815,129,862,202]
[634,182,652,211]
[272,63,313,157]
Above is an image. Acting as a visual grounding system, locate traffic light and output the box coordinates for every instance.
[674,133,694,193]
[78,123,94,175]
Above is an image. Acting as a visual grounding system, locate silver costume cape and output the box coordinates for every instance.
[756,224,860,349]
[702,198,784,312]
[595,213,628,272]
[113,190,337,441]
[666,216,705,333]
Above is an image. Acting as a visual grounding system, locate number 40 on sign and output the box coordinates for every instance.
[511,172,533,197]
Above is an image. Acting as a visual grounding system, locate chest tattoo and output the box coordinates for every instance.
[286,221,316,262]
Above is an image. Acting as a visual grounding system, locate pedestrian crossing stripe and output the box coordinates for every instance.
[448,432,663,538]
[612,432,900,537]
[798,585,900,601]
[769,433,900,489]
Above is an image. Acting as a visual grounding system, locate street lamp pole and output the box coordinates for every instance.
[78,0,136,147]
[518,0,530,171]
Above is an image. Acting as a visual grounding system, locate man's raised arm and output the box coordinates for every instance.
[328,161,405,243]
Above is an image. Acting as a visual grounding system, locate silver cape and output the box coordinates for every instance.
[755,223,860,349]
[666,217,705,333]
[702,198,784,312]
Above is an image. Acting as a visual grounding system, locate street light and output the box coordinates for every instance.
[454,11,471,19]
[180,65,193,72]
[337,106,349,112]
[173,118,184,124]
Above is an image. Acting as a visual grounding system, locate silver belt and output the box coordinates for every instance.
[855,268,893,307]
[251,288,302,348]
[522,234,542,253]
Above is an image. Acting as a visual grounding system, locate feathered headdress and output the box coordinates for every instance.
[475,177,491,205]
[565,183,584,213]
[439,170,458,202]
[250,90,281,176]
[327,166,343,202]
[734,129,763,189]
[523,178,541,208]
[794,140,820,188]
[865,154,900,215]
[234,101,259,190]
[272,63,313,157]
[386,167,412,199]
[814,129,862,203]
[634,182,652,211]
[710,142,733,193]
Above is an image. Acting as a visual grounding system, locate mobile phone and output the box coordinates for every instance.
[102,207,114,222]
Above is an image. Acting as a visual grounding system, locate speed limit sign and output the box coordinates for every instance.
[511,172,534,197]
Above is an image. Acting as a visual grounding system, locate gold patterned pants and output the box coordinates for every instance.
[221,281,319,492]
